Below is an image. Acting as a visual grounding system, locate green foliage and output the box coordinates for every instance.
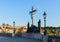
[55,30,59,36]
[46,29,59,36]
[46,29,52,34]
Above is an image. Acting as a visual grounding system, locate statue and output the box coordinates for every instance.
[29,6,37,25]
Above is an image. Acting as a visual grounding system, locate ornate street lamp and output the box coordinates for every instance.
[43,12,47,35]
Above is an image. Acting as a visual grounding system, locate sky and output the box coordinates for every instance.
[0,0,60,27]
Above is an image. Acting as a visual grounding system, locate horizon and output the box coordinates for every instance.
[0,0,60,27]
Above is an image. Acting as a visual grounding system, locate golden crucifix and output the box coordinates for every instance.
[29,6,36,25]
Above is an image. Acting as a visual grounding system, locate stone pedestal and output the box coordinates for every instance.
[12,33,15,37]
[43,36,48,42]
[52,39,55,42]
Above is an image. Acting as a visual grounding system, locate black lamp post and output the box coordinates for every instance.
[13,21,15,35]
[43,12,47,35]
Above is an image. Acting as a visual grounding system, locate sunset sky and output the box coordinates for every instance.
[0,0,60,27]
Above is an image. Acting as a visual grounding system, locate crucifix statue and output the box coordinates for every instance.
[29,6,37,25]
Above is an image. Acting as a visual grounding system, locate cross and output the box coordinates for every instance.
[29,6,36,25]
